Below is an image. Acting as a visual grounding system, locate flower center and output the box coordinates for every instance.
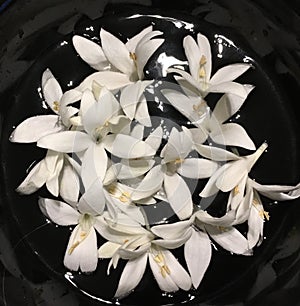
[93,123,109,143]
[129,52,137,62]
[108,184,131,203]
[53,101,60,112]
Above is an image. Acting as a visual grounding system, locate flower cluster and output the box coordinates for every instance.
[10,26,300,298]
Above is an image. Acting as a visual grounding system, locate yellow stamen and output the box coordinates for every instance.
[252,198,259,206]
[233,186,239,196]
[264,211,270,221]
[154,255,162,263]
[199,67,206,78]
[80,232,87,239]
[259,210,270,221]
[218,226,227,232]
[108,185,117,195]
[124,239,129,243]
[160,266,167,278]
[193,100,206,115]
[174,158,184,165]
[162,265,171,275]
[129,52,137,61]
[53,101,60,112]
[68,241,80,255]
[200,55,207,66]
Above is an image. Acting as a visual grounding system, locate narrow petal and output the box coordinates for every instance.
[183,35,201,81]
[135,96,152,127]
[149,252,178,292]
[125,25,153,51]
[81,143,108,190]
[162,249,192,291]
[195,210,236,227]
[194,144,239,162]
[16,160,47,194]
[184,229,211,288]
[115,253,148,298]
[46,154,64,197]
[42,76,63,112]
[178,158,218,179]
[72,35,109,71]
[164,173,193,220]
[104,134,156,159]
[80,89,96,118]
[64,226,98,272]
[212,85,254,124]
[206,225,251,255]
[153,229,192,249]
[210,64,251,85]
[151,220,192,240]
[210,123,256,150]
[199,165,224,198]
[118,159,155,180]
[145,126,163,152]
[103,163,121,186]
[100,28,135,76]
[60,89,82,108]
[98,241,120,258]
[10,115,62,143]
[197,33,212,80]
[130,124,144,140]
[168,68,202,93]
[247,202,264,249]
[183,127,208,147]
[60,159,80,203]
[37,131,91,153]
[76,71,132,92]
[38,198,79,226]
[78,178,106,215]
[131,165,164,201]
[209,82,248,98]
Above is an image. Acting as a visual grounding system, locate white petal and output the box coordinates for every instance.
[37,131,91,153]
[227,174,248,211]
[118,159,155,180]
[104,134,156,159]
[162,249,192,291]
[210,64,251,85]
[178,158,218,179]
[98,242,120,258]
[125,25,153,52]
[210,123,256,150]
[151,220,192,240]
[76,71,132,92]
[136,37,164,79]
[64,226,98,272]
[135,96,152,127]
[206,225,251,255]
[78,178,106,215]
[183,126,208,147]
[100,28,135,76]
[149,252,178,292]
[16,160,47,194]
[130,124,144,140]
[60,89,82,108]
[46,154,64,197]
[41,68,54,87]
[164,173,193,220]
[80,89,96,118]
[195,210,236,227]
[103,163,121,186]
[131,165,164,201]
[145,126,163,152]
[183,35,201,81]
[10,115,62,143]
[60,158,80,203]
[81,143,108,190]
[120,81,152,120]
[209,82,248,98]
[42,77,63,112]
[184,229,211,288]
[153,229,192,249]
[162,89,206,126]
[162,128,193,162]
[72,35,109,71]
[194,144,239,162]
[197,33,212,80]
[115,253,148,298]
[212,85,254,124]
[247,202,264,249]
[199,165,223,198]
[38,198,79,226]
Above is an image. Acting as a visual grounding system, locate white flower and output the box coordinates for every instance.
[36,88,156,190]
[17,150,80,203]
[73,25,164,81]
[168,33,251,98]
[133,127,218,220]
[200,142,268,198]
[98,216,191,298]
[10,69,81,143]
[38,198,104,273]
[163,85,256,150]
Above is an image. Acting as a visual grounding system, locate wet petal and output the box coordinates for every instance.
[206,225,251,255]
[178,158,218,179]
[72,35,109,71]
[118,159,155,180]
[10,115,62,143]
[100,28,135,76]
[164,173,193,220]
[145,126,163,152]
[210,123,256,150]
[183,35,201,81]
[81,143,108,190]
[210,64,251,85]
[38,198,79,226]
[115,253,148,298]
[135,97,152,127]
[37,131,91,153]
[184,229,211,288]
[131,165,164,201]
